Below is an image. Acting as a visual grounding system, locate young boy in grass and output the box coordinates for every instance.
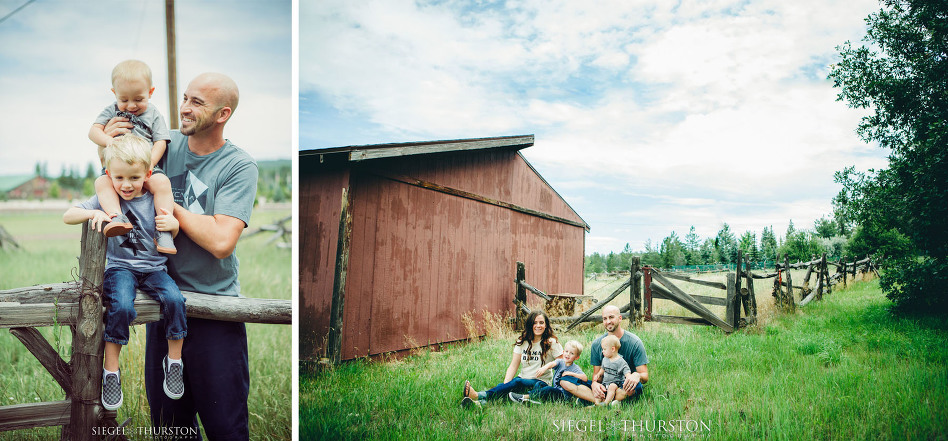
[596,334,632,406]
[509,340,588,405]
[88,59,176,254]
[63,134,187,411]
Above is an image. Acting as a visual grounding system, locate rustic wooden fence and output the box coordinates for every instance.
[0,222,291,440]
[736,253,876,312]
[514,252,876,335]
[513,258,643,331]
[641,250,757,333]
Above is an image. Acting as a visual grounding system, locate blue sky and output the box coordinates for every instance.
[300,0,890,254]
[0,0,292,177]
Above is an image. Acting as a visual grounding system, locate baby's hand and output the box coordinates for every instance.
[155,208,179,234]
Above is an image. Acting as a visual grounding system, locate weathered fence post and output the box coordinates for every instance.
[630,257,641,326]
[784,255,796,313]
[822,254,831,295]
[327,187,353,365]
[743,255,758,318]
[725,273,740,329]
[842,255,848,288]
[515,261,527,330]
[67,222,109,439]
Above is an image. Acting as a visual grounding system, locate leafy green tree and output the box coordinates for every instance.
[660,231,687,268]
[813,216,838,239]
[738,231,758,262]
[715,223,738,264]
[760,226,778,263]
[829,0,948,312]
[684,226,701,265]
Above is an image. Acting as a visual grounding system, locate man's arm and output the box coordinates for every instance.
[173,203,245,259]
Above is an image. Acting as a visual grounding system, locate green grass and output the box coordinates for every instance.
[0,208,291,440]
[300,280,948,440]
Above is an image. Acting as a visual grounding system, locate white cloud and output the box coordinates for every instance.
[0,1,291,176]
[302,0,888,253]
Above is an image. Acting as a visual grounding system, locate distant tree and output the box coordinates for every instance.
[813,216,838,239]
[738,231,758,262]
[760,226,778,263]
[684,226,701,265]
[699,238,718,265]
[715,223,738,264]
[641,240,662,267]
[49,181,60,199]
[660,231,687,268]
[829,0,948,312]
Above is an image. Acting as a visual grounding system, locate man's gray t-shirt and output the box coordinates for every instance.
[591,330,649,372]
[94,103,172,148]
[78,192,166,272]
[601,356,632,386]
[164,130,257,296]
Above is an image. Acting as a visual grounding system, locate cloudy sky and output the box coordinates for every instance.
[300,0,890,255]
[0,0,292,177]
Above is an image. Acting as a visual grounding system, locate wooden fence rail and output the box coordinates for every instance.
[0,222,291,440]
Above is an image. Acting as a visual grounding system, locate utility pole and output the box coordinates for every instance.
[165,0,178,129]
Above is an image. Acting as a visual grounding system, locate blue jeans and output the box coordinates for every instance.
[103,267,187,345]
[531,383,571,402]
[484,377,547,401]
[146,317,249,440]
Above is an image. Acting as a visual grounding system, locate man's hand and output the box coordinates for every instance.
[591,381,607,400]
[103,116,133,138]
[623,372,641,394]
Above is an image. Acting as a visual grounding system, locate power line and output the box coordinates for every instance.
[0,0,36,26]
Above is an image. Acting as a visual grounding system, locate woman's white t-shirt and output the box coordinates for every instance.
[513,338,563,384]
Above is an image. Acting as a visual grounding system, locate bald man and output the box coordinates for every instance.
[109,72,257,439]
[560,305,649,405]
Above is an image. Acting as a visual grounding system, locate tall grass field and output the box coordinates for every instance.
[301,274,948,440]
[0,206,291,440]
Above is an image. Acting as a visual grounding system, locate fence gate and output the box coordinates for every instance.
[643,252,757,333]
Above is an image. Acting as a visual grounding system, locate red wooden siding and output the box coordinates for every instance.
[299,146,586,361]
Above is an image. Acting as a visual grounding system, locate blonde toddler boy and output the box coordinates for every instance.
[89,59,176,254]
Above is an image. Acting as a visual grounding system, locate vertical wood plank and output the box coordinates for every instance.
[328,187,352,364]
[68,221,108,440]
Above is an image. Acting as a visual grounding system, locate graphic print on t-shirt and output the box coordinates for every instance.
[116,110,154,139]
[117,209,148,255]
[169,171,208,215]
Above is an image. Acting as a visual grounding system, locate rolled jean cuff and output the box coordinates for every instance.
[104,335,129,345]
[167,331,187,341]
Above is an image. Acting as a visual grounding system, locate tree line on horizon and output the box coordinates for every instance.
[585,217,848,275]
[15,159,291,204]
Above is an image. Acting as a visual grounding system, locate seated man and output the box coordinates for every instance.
[560,305,648,404]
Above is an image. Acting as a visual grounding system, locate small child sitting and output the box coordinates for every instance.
[597,334,633,406]
[88,59,176,254]
[63,134,187,411]
[508,340,588,404]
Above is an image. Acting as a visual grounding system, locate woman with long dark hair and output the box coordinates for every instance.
[461,310,563,406]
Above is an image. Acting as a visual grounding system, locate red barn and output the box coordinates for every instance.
[299,135,588,361]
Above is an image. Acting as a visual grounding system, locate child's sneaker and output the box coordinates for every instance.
[101,370,123,410]
[163,356,184,399]
[155,230,177,254]
[609,400,621,407]
[103,214,133,237]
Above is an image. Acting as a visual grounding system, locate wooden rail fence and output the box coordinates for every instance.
[514,252,875,335]
[0,222,291,440]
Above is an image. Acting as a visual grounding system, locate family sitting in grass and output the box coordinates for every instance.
[461,305,649,407]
